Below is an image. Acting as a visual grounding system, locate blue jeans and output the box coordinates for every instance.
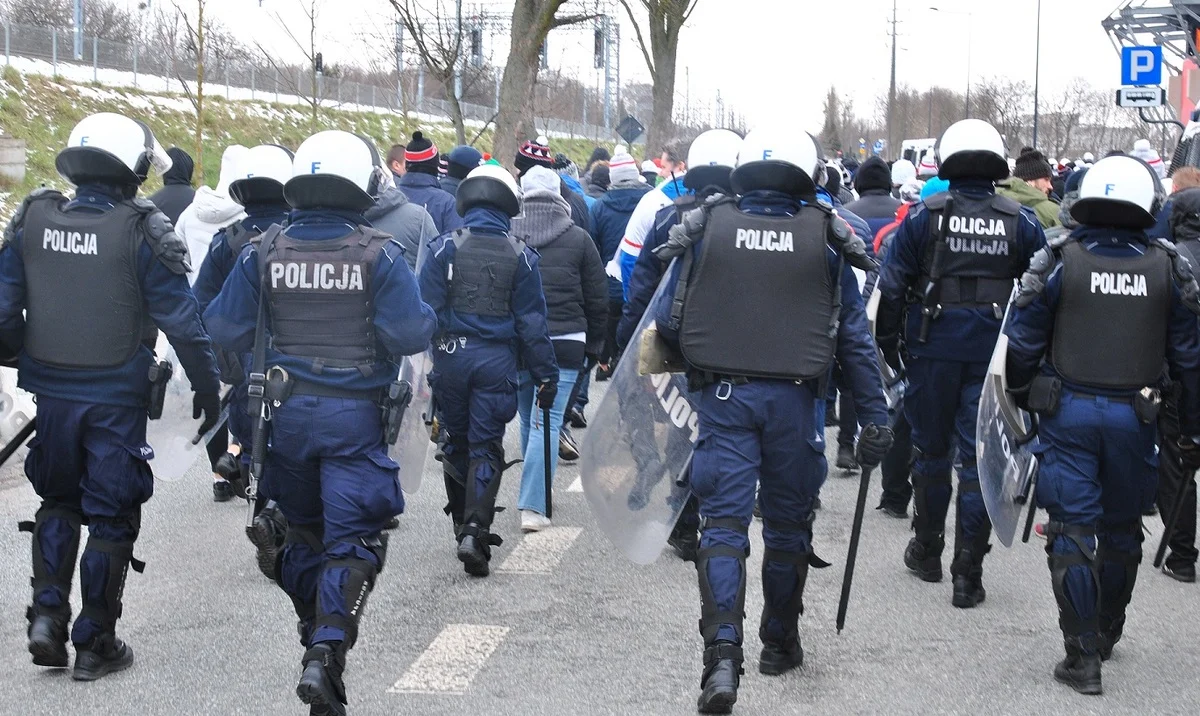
[516,368,579,516]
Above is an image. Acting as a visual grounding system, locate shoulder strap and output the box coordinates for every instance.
[991,193,1022,216]
[3,188,64,248]
[922,192,949,211]
[250,226,283,379]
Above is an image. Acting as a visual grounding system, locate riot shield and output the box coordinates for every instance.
[865,288,905,421]
[580,279,696,564]
[976,333,1039,547]
[144,339,228,482]
[0,367,35,442]
[388,351,434,494]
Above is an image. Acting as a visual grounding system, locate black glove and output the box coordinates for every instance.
[1179,436,1200,473]
[855,424,894,468]
[193,391,221,439]
[537,380,558,410]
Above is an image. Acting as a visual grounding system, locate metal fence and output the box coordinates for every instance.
[0,21,618,142]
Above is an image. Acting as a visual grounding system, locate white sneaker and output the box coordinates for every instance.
[520,510,552,533]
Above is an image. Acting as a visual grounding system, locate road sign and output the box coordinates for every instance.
[1116,86,1167,108]
[1121,46,1163,86]
[615,116,645,144]
[873,139,885,155]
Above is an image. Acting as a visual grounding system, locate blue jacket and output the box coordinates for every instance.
[562,174,596,210]
[590,184,650,300]
[399,172,464,235]
[0,184,220,406]
[1005,226,1200,433]
[655,191,889,428]
[203,209,437,392]
[193,204,289,313]
[1150,198,1173,241]
[418,207,558,382]
[617,202,686,351]
[875,179,1047,363]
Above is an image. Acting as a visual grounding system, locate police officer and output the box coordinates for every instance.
[0,112,221,679]
[652,126,891,713]
[204,130,436,715]
[1004,155,1200,694]
[615,128,743,562]
[875,119,1046,607]
[193,143,294,580]
[418,164,559,577]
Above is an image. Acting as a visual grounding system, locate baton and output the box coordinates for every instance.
[836,463,875,634]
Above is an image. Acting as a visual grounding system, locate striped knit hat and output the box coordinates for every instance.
[609,150,640,186]
[404,131,440,175]
[515,135,554,176]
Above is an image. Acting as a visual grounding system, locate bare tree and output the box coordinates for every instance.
[619,0,697,158]
[0,0,134,40]
[389,0,472,145]
[256,0,324,131]
[0,0,71,28]
[168,1,208,184]
[493,1,597,170]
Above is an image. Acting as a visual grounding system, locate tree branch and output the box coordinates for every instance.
[551,11,602,28]
[618,0,657,82]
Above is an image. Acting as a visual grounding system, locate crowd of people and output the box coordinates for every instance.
[2,106,1199,716]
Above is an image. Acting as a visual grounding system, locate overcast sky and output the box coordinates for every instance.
[122,0,1131,130]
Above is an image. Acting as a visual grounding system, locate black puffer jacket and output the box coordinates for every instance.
[512,189,608,369]
[1170,187,1200,244]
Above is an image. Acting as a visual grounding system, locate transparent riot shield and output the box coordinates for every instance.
[389,351,434,494]
[976,333,1039,547]
[580,280,696,564]
[0,367,35,442]
[145,338,228,482]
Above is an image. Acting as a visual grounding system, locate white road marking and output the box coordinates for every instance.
[496,526,583,575]
[568,476,583,492]
[388,624,509,695]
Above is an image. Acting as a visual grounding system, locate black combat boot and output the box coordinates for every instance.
[697,643,742,714]
[212,479,235,502]
[835,444,859,472]
[1054,636,1102,695]
[247,501,288,581]
[296,643,347,716]
[456,522,497,577]
[26,608,69,668]
[758,632,803,676]
[668,520,699,562]
[904,536,944,582]
[950,549,986,608]
[72,633,135,681]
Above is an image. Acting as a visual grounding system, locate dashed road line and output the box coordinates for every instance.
[388,624,509,695]
[567,476,583,492]
[496,526,583,575]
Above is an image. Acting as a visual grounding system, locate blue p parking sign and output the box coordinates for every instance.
[1121,46,1163,86]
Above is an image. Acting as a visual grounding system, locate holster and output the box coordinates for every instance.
[1134,387,1161,425]
[381,379,413,446]
[146,360,172,420]
[1027,375,1062,416]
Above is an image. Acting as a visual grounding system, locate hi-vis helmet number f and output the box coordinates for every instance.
[56,112,172,187]
[731,125,820,196]
[1071,154,1165,229]
[286,130,387,212]
[687,129,743,169]
[229,144,294,207]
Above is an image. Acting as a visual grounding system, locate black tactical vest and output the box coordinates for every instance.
[448,230,524,318]
[20,193,145,368]
[261,226,389,370]
[1051,238,1171,389]
[920,191,1023,308]
[678,202,837,381]
[226,223,258,256]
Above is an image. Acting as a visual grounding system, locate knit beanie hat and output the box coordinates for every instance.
[1131,139,1166,178]
[609,150,640,186]
[404,131,440,175]
[520,165,561,196]
[891,159,916,187]
[917,152,938,179]
[1013,147,1053,182]
[515,135,554,177]
[854,156,891,193]
[591,164,610,191]
[447,145,483,180]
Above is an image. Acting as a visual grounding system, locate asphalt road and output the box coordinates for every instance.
[0,380,1199,716]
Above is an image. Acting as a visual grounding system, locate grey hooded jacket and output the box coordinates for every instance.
[365,186,440,270]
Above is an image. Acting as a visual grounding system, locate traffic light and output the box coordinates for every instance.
[470,28,482,67]
[314,52,323,74]
[594,25,604,69]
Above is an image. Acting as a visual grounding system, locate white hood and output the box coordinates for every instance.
[175,186,246,284]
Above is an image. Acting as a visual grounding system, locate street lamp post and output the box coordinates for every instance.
[930,6,973,119]
[1033,0,1043,149]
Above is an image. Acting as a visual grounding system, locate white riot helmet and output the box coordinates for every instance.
[457,164,521,217]
[683,129,742,192]
[285,130,387,212]
[229,144,294,207]
[56,112,171,187]
[891,159,916,187]
[935,118,1008,181]
[1071,154,1165,230]
[732,126,820,196]
[1083,151,1095,164]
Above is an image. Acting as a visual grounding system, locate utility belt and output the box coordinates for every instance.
[256,365,412,445]
[911,276,1010,322]
[687,370,821,399]
[1027,374,1161,424]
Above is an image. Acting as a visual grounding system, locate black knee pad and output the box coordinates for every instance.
[462,440,517,530]
[697,518,749,645]
[79,530,145,632]
[278,523,324,627]
[1043,521,1100,638]
[316,542,382,650]
[19,503,84,614]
